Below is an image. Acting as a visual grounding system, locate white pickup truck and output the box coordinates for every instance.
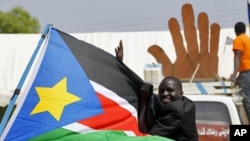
[183,81,249,141]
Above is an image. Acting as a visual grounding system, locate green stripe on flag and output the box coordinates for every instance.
[30,128,77,141]
[31,129,173,141]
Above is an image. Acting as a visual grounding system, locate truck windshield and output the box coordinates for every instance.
[194,101,230,141]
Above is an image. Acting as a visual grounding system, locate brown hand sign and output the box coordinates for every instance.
[148,3,220,79]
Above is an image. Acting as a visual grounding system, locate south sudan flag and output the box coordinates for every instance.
[0,25,172,141]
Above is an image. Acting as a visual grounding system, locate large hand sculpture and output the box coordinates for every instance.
[148,3,220,79]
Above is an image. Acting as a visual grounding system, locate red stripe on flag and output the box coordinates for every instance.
[78,92,143,136]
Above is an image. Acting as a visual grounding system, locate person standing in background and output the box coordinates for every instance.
[231,21,250,121]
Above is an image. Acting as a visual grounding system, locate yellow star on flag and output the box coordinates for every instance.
[30,77,81,121]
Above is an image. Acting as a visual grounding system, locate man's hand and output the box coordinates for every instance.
[115,40,123,62]
[230,74,237,86]
[138,82,153,133]
[140,83,153,103]
[148,3,220,79]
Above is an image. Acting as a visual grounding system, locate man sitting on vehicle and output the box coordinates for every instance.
[115,40,198,141]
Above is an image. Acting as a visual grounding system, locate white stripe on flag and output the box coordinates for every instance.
[63,122,94,133]
[90,80,138,119]
[63,122,137,136]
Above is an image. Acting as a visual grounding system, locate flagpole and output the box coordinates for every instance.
[249,24,250,36]
[248,0,250,35]
[219,37,228,76]
[0,24,52,136]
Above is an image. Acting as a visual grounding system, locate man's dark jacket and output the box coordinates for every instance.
[149,96,199,141]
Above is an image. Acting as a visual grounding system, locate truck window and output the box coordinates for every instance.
[194,101,230,141]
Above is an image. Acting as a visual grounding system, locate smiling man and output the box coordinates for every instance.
[139,76,198,141]
[115,41,198,141]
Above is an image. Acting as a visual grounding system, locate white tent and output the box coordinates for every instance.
[0,28,236,106]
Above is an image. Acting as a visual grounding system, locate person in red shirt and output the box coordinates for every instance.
[231,21,250,121]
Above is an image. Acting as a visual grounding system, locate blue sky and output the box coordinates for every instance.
[0,0,248,33]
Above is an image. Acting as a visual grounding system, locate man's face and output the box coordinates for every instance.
[158,78,182,105]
